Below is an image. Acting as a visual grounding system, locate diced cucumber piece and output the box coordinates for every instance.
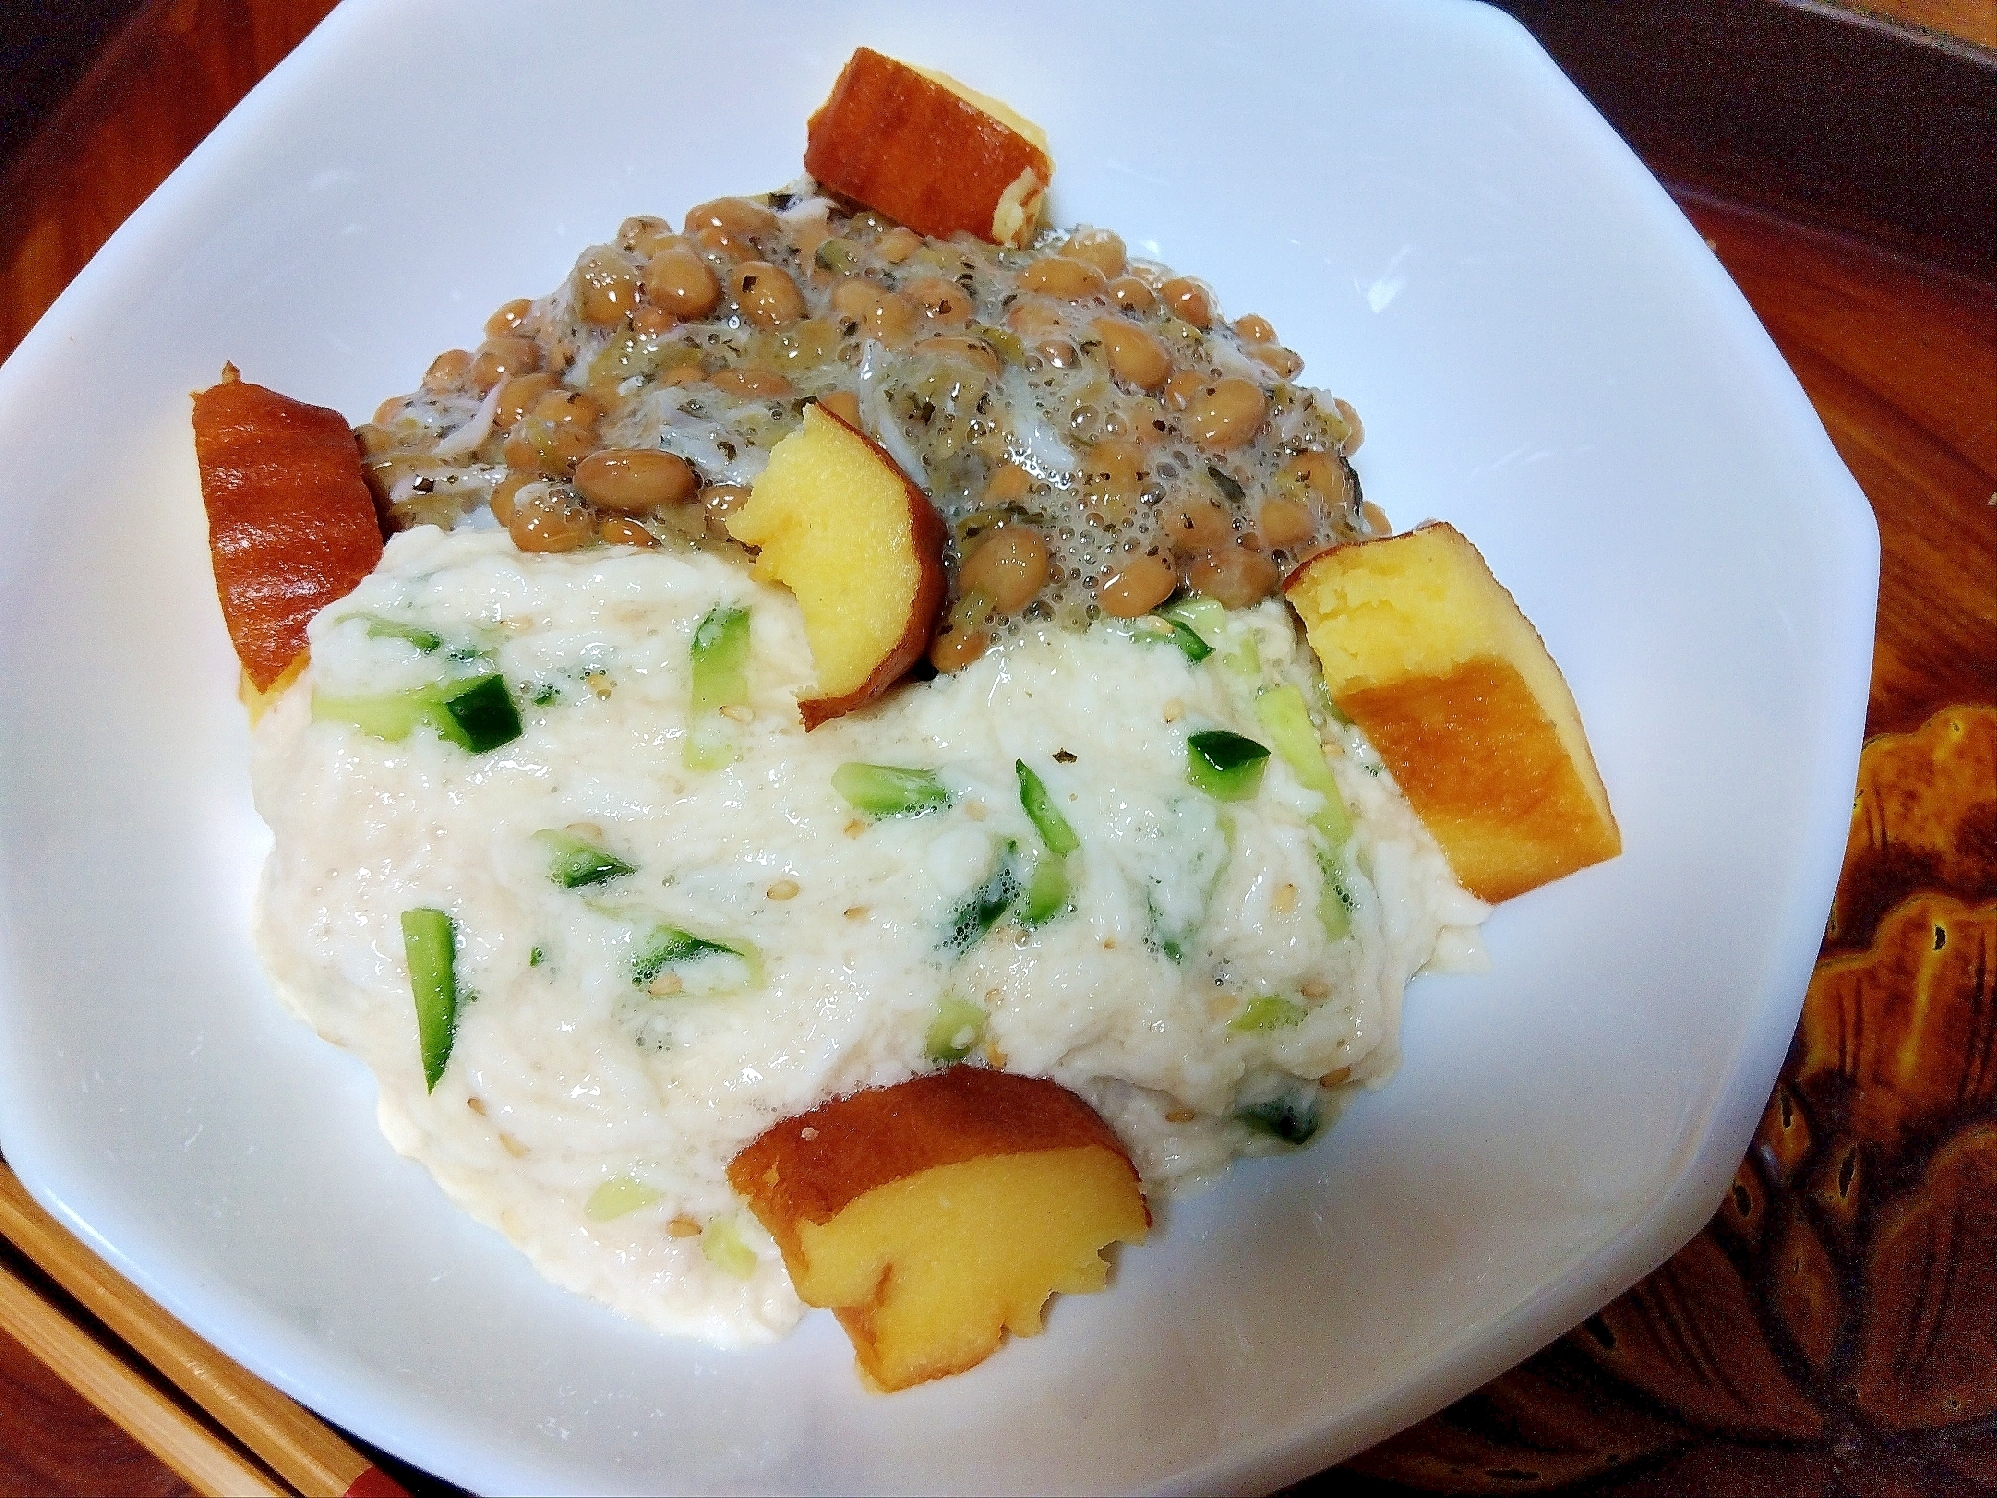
[585,1175,662,1222]
[1158,593,1255,676]
[1255,686,1353,844]
[942,841,1021,956]
[1145,893,1187,964]
[834,762,950,818]
[685,604,752,771]
[1237,1087,1322,1145]
[689,605,751,713]
[1222,634,1262,681]
[434,675,522,753]
[1257,684,1355,941]
[362,616,443,652]
[1138,794,1227,964]
[1313,678,1354,729]
[632,927,735,977]
[1190,730,1269,774]
[631,925,762,993]
[1230,998,1310,1030]
[318,674,522,754]
[1133,608,1212,662]
[1017,850,1072,927]
[312,688,438,742]
[1318,848,1354,943]
[925,994,987,1064]
[1154,597,1222,661]
[684,720,736,771]
[1187,729,1270,802]
[401,908,458,1092]
[1014,761,1080,856]
[1230,994,1307,1032]
[1157,595,1226,641]
[1163,618,1214,661]
[532,829,634,889]
[701,1217,758,1279]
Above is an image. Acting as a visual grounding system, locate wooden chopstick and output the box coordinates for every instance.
[0,1254,285,1496]
[0,1162,408,1497]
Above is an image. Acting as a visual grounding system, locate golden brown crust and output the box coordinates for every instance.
[193,371,384,690]
[238,651,309,725]
[728,1067,1136,1237]
[729,1068,1147,1390]
[1285,522,1620,902]
[805,48,1051,246]
[1341,656,1622,902]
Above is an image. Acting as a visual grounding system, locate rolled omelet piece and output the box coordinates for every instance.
[728,1067,1148,1391]
[1284,522,1620,902]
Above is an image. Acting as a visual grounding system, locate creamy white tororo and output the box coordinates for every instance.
[251,525,1484,1346]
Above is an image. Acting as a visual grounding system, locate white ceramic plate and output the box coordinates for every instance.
[0,1,1875,1491]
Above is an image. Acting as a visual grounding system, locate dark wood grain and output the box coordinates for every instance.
[1490,0,1997,279]
[0,1337,197,1498]
[0,0,148,173]
[1834,0,1997,46]
[1683,199,1997,741]
[0,0,341,361]
[0,1242,197,1498]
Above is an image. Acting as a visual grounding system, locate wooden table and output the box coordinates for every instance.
[3,3,1991,1493]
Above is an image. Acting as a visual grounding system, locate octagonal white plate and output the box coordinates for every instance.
[0,1,1875,1492]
